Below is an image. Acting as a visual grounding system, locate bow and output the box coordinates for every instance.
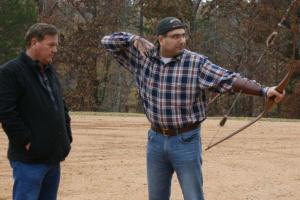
[205,0,299,151]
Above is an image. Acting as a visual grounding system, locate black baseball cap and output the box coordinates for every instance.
[156,17,186,36]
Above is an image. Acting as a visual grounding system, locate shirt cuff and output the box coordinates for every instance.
[130,35,139,43]
[260,87,269,97]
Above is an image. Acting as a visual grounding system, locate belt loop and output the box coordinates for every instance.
[162,128,168,136]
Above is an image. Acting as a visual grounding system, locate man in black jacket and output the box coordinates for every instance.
[0,23,72,200]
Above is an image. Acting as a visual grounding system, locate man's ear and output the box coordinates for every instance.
[30,37,38,47]
[158,35,164,46]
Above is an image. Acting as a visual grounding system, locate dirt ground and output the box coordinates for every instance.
[0,113,300,200]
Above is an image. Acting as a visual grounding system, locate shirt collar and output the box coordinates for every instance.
[147,47,184,62]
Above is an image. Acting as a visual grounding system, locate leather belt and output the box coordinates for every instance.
[151,123,200,136]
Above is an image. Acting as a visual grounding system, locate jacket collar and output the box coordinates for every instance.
[19,51,51,72]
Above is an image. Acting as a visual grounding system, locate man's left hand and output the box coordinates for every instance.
[266,86,285,103]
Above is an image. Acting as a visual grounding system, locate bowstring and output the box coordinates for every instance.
[206,0,297,149]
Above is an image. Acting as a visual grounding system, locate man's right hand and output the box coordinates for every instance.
[25,142,31,151]
[133,36,154,57]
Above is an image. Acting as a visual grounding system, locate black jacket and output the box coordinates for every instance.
[0,52,72,164]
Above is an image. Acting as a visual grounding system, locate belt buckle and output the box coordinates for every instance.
[162,128,169,136]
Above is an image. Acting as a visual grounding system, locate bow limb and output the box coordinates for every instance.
[205,111,265,151]
[205,60,299,151]
[266,60,298,111]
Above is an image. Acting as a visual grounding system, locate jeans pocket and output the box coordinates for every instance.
[178,129,200,144]
[148,129,156,142]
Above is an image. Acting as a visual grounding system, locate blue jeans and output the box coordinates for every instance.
[147,128,204,200]
[9,161,60,200]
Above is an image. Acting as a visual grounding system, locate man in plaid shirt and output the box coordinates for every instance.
[101,17,284,200]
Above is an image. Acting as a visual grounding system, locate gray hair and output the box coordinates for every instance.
[25,23,58,47]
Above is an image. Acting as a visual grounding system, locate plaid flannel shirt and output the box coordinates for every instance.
[101,32,240,129]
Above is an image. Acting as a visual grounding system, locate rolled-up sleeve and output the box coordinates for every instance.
[101,32,141,73]
[198,59,240,93]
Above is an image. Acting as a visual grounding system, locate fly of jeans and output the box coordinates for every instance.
[162,129,169,136]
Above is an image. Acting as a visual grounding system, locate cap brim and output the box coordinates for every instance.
[156,25,187,35]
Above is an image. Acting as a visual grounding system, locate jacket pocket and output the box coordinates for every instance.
[27,134,57,159]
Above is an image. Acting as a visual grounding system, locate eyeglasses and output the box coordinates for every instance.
[165,33,189,40]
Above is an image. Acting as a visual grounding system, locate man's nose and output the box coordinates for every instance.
[52,46,58,53]
[179,36,186,44]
